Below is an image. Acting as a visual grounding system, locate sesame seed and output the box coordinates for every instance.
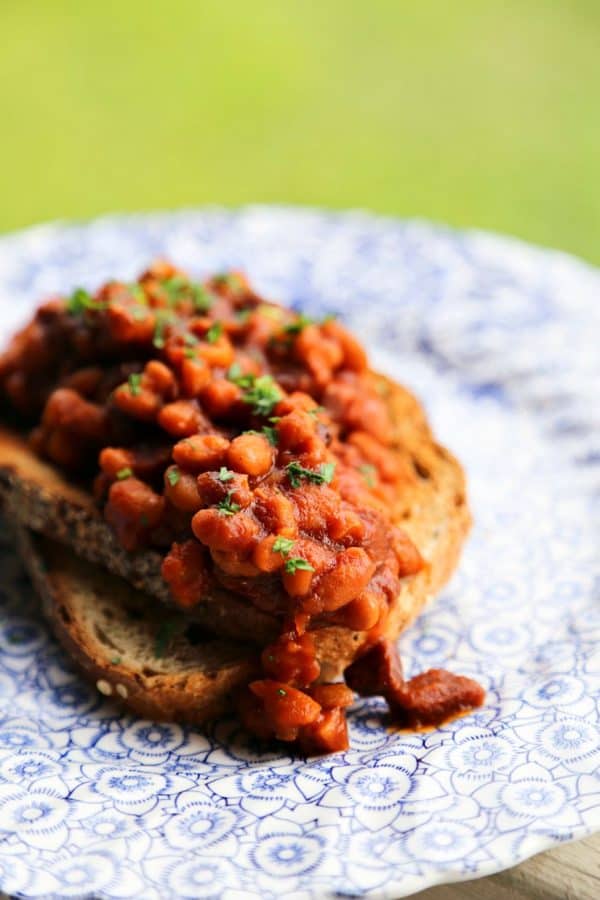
[96,679,113,696]
[115,684,129,699]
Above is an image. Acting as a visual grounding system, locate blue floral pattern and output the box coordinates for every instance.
[0,208,598,899]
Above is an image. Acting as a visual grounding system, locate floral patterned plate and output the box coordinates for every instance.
[0,208,598,899]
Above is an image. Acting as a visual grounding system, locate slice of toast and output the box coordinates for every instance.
[0,374,471,679]
[14,526,258,723]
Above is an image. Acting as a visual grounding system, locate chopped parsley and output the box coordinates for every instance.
[131,306,148,321]
[284,313,313,335]
[359,464,377,488]
[110,656,122,665]
[235,308,252,324]
[167,468,180,487]
[184,347,196,359]
[307,406,325,418]
[240,374,282,417]
[184,333,198,346]
[154,620,179,658]
[277,688,287,697]
[214,272,243,292]
[273,536,295,556]
[191,284,214,313]
[153,311,174,349]
[206,321,223,344]
[286,461,335,488]
[128,283,146,304]
[216,492,240,516]
[284,557,315,575]
[66,288,104,315]
[116,467,133,480]
[227,362,255,389]
[128,373,142,396]
[261,425,278,446]
[217,466,234,482]
[160,277,188,306]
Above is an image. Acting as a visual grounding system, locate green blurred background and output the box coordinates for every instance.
[1,1,599,263]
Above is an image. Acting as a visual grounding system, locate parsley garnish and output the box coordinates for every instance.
[359,464,377,488]
[241,374,282,417]
[214,272,242,292]
[154,620,179,658]
[191,284,213,312]
[216,492,240,516]
[277,688,287,697]
[236,308,252,324]
[273,536,295,556]
[286,461,335,488]
[131,306,148,321]
[110,656,122,665]
[128,373,142,396]
[153,311,173,349]
[116,467,133,480]
[262,425,278,446]
[227,363,255,389]
[167,468,180,486]
[184,333,198,346]
[217,466,234,482]
[128,283,146,304]
[66,288,104,315]
[258,304,283,321]
[160,277,188,306]
[184,348,196,359]
[206,321,223,344]
[284,314,313,335]
[284,557,315,575]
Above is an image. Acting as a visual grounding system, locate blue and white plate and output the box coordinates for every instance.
[0,208,598,899]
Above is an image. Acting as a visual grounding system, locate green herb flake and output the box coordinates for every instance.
[153,311,174,349]
[277,688,287,697]
[235,308,252,324]
[217,467,234,482]
[110,656,122,665]
[160,276,188,306]
[285,460,336,488]
[273,536,295,556]
[154,620,179,658]
[284,313,313,336]
[359,464,377,488]
[227,363,255,389]
[184,332,199,346]
[191,283,213,312]
[214,272,243,292]
[116,467,133,480]
[128,373,143,396]
[206,321,223,344]
[241,374,282,417]
[167,468,180,487]
[66,287,104,315]
[184,347,196,359]
[262,425,278,446]
[128,283,146,304]
[131,306,148,321]
[284,557,315,575]
[216,491,241,516]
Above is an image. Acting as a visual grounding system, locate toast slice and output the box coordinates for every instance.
[14,526,258,724]
[0,374,470,679]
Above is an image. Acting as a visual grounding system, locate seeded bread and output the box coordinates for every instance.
[0,374,471,679]
[15,526,259,723]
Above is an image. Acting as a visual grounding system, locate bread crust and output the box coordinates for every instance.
[0,373,471,678]
[15,527,259,724]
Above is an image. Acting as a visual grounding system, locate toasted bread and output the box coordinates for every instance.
[0,373,470,679]
[14,526,258,723]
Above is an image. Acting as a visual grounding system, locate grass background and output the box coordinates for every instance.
[1,1,599,264]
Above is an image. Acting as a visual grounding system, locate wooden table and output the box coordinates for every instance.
[413,833,600,899]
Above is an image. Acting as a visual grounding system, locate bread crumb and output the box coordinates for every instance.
[115,683,128,699]
[96,679,113,696]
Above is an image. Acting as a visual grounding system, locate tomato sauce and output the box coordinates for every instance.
[0,261,484,752]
